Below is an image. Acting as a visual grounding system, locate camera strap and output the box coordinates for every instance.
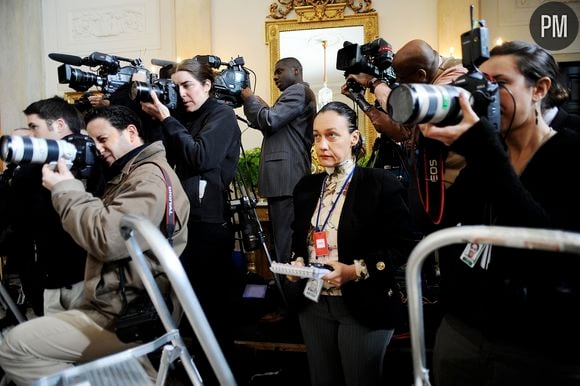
[134,162,176,245]
[414,133,446,225]
[116,161,176,312]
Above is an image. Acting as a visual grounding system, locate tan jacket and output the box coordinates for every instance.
[50,141,190,328]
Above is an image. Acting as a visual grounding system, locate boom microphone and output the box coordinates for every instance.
[193,55,223,68]
[48,53,84,66]
[49,52,117,68]
[151,58,177,67]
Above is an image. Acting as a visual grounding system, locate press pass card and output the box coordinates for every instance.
[460,242,485,268]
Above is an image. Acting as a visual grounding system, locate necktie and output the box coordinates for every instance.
[324,169,340,198]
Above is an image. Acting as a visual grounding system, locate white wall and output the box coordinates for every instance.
[41,0,177,101]
[6,0,580,147]
[0,0,44,132]
[0,0,437,151]
[481,0,580,62]
[210,0,438,150]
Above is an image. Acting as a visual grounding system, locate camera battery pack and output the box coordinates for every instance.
[461,25,489,68]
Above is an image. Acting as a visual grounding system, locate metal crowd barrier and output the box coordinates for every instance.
[33,214,236,386]
[406,225,580,386]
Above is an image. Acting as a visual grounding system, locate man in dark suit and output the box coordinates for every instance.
[543,106,580,132]
[241,57,317,263]
[541,76,580,132]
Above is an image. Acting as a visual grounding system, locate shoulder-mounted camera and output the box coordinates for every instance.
[194,55,250,108]
[49,52,150,99]
[336,38,397,86]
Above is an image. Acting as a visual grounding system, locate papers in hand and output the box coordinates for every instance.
[269,262,331,279]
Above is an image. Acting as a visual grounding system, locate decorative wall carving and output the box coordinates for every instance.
[71,8,145,39]
[269,0,374,20]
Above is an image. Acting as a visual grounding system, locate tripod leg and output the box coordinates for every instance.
[0,281,26,324]
[255,230,291,311]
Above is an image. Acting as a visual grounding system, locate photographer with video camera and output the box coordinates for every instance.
[417,41,580,386]
[240,57,317,268]
[0,96,104,317]
[139,57,244,385]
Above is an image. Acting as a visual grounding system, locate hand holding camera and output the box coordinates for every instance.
[418,91,481,146]
[139,91,172,122]
[0,134,98,180]
[41,158,75,191]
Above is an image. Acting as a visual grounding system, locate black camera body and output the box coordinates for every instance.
[452,70,500,130]
[195,55,250,108]
[336,38,397,85]
[461,20,490,70]
[130,76,179,110]
[0,133,98,179]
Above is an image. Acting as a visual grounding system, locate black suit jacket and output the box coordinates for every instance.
[550,107,580,132]
[291,166,417,329]
[243,82,316,197]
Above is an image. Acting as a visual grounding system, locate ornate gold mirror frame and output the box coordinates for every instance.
[265,1,379,154]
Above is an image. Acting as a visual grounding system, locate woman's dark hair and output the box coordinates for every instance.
[176,59,215,87]
[317,101,365,160]
[490,40,568,108]
[84,105,143,139]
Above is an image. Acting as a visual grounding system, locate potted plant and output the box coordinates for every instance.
[237,147,261,198]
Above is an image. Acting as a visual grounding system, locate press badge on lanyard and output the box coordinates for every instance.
[314,169,354,258]
[460,242,487,268]
[313,231,329,256]
[304,278,324,302]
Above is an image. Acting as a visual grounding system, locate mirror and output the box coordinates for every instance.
[265,11,379,154]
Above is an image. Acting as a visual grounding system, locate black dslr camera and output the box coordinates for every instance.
[0,133,98,179]
[129,76,179,110]
[387,13,500,130]
[336,38,397,93]
[194,55,250,108]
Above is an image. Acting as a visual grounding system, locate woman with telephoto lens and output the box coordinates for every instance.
[419,41,580,386]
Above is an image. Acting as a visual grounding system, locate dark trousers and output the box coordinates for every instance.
[267,196,294,263]
[434,315,580,386]
[299,296,393,386]
[179,221,244,385]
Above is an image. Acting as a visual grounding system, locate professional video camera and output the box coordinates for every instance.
[336,38,397,92]
[386,9,500,130]
[50,52,179,110]
[0,133,98,179]
[49,52,150,97]
[194,55,250,108]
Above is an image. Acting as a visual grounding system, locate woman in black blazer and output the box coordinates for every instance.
[288,101,417,386]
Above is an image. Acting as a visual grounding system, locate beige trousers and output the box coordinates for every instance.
[43,281,86,315]
[0,310,133,386]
